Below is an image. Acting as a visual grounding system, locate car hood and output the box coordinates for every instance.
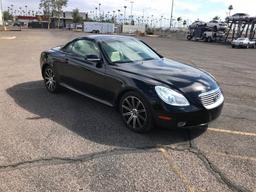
[114,58,219,95]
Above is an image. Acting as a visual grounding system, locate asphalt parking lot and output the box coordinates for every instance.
[0,29,255,192]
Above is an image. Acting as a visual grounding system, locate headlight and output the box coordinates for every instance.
[155,86,190,106]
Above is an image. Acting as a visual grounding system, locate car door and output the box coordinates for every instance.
[58,39,113,104]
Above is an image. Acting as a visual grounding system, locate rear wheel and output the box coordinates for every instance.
[186,35,192,40]
[119,91,153,133]
[43,65,60,93]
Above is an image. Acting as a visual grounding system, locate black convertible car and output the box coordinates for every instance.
[40,35,224,133]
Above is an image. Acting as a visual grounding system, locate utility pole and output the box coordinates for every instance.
[170,0,174,28]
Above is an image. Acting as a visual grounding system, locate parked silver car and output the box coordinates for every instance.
[207,20,228,30]
[231,38,256,48]
[226,13,250,21]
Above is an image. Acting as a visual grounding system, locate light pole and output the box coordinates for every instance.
[170,0,174,28]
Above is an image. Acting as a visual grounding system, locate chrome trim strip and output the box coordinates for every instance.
[199,87,224,110]
[204,94,224,110]
[199,87,220,97]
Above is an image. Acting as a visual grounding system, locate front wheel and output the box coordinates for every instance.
[119,91,153,133]
[43,65,60,93]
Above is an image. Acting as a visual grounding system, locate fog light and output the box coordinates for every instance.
[177,122,186,127]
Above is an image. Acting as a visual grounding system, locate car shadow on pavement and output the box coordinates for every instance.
[6,81,207,148]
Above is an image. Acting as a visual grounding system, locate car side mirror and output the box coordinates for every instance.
[86,55,103,68]
[86,54,101,62]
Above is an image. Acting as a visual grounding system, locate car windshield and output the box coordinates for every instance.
[101,38,160,63]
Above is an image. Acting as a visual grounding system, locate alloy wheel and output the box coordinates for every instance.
[121,96,147,129]
[44,67,56,92]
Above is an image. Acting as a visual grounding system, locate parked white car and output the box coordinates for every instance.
[231,38,255,48]
[226,13,250,21]
[207,20,228,30]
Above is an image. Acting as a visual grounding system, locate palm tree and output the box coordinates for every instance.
[19,7,22,16]
[25,5,28,16]
[183,20,187,28]
[213,16,220,21]
[95,7,98,20]
[177,17,182,27]
[11,4,14,15]
[124,5,127,23]
[117,9,120,23]
[228,5,233,16]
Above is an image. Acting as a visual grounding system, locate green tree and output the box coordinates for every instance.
[183,20,187,28]
[213,16,220,21]
[39,0,53,29]
[3,11,13,21]
[228,5,233,16]
[72,9,83,27]
[177,17,182,27]
[54,0,68,29]
[39,0,68,29]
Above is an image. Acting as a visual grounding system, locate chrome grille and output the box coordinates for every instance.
[199,88,223,109]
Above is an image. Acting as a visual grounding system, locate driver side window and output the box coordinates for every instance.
[65,39,100,58]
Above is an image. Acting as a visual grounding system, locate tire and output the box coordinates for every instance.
[232,45,235,48]
[119,91,153,133]
[186,35,192,40]
[43,65,60,93]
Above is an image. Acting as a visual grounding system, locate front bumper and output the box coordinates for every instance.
[152,102,224,129]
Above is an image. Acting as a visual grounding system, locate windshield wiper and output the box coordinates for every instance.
[112,60,133,64]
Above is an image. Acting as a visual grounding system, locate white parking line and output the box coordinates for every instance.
[159,148,196,192]
[208,127,256,137]
[0,36,16,40]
